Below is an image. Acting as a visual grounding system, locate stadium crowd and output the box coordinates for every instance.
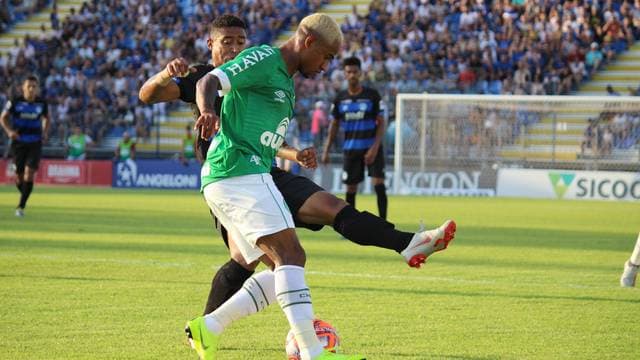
[0,0,50,33]
[0,0,639,152]
[581,84,640,156]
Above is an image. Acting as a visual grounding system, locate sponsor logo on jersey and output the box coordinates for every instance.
[274,90,286,103]
[260,117,289,150]
[249,155,261,165]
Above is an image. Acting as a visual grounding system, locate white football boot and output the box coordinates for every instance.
[401,220,456,268]
[620,261,638,288]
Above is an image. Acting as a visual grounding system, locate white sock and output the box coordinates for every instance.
[274,265,323,360]
[204,270,276,335]
[630,232,640,266]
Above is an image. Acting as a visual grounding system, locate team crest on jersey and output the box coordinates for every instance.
[260,117,289,150]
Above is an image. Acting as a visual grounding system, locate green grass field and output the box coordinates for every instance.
[1,185,639,359]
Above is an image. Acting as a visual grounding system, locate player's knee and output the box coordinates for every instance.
[230,251,257,271]
[321,192,348,217]
[275,241,306,267]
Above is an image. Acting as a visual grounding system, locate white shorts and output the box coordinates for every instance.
[203,173,295,263]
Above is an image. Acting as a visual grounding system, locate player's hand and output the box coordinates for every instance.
[296,147,317,169]
[364,147,377,165]
[8,130,18,140]
[42,133,49,144]
[165,57,195,77]
[195,111,219,139]
[321,150,330,164]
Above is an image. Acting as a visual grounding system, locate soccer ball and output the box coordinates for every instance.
[285,319,340,360]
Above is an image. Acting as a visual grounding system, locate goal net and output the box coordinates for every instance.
[392,94,640,195]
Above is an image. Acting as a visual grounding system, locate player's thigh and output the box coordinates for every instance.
[271,167,325,230]
[256,228,306,267]
[367,146,385,179]
[25,142,42,171]
[12,142,28,174]
[296,191,347,226]
[203,174,295,264]
[342,152,365,185]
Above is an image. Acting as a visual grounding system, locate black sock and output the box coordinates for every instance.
[16,180,23,195]
[345,192,356,208]
[333,205,413,253]
[374,183,388,220]
[19,181,33,209]
[203,259,254,315]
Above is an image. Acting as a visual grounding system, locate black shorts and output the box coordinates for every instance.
[270,167,325,231]
[213,167,325,247]
[342,146,385,185]
[11,141,42,173]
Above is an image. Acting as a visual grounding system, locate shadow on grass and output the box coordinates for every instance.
[313,284,640,305]
[0,273,205,285]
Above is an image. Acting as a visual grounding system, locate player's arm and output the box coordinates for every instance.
[364,113,385,165]
[0,101,18,140]
[130,143,136,160]
[321,101,340,164]
[277,142,317,169]
[364,92,385,165]
[194,73,222,140]
[139,58,192,104]
[41,105,50,143]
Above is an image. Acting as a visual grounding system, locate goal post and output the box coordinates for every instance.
[392,94,640,195]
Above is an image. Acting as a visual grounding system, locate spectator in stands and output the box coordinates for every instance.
[310,100,327,148]
[607,84,621,96]
[600,125,614,156]
[627,85,640,96]
[114,131,135,161]
[65,125,93,160]
[585,42,604,75]
[581,119,598,156]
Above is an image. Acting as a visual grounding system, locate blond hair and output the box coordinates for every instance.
[298,13,343,47]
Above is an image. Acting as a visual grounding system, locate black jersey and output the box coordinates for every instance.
[4,96,48,143]
[174,63,223,160]
[331,87,382,154]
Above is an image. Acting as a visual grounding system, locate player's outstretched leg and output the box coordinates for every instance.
[620,261,638,287]
[185,316,220,360]
[400,220,457,268]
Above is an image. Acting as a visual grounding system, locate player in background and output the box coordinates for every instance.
[620,232,640,287]
[181,124,196,164]
[322,57,388,219]
[65,125,93,160]
[1,75,50,217]
[114,131,135,161]
[139,14,456,325]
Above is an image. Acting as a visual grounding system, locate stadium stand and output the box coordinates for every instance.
[0,0,638,160]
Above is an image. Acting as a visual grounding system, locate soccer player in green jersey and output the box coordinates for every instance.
[181,125,196,164]
[66,125,93,160]
[140,14,455,360]
[187,14,365,360]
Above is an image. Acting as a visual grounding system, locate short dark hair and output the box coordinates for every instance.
[343,56,361,69]
[24,75,39,84]
[210,14,247,34]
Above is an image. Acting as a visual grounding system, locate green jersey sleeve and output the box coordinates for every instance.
[209,45,280,96]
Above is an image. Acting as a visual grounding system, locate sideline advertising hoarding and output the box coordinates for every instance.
[497,168,640,201]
